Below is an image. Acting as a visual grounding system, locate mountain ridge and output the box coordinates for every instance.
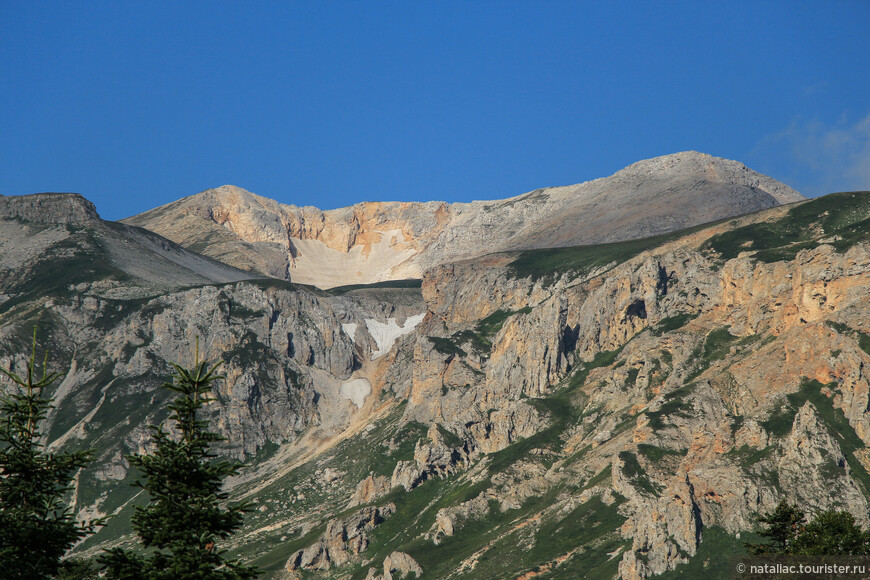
[0,194,260,302]
[10,162,870,580]
[123,151,804,289]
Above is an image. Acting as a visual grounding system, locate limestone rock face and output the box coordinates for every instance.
[364,551,423,580]
[348,474,391,508]
[14,182,870,580]
[390,424,471,491]
[421,255,550,326]
[0,192,100,224]
[777,403,868,521]
[485,297,569,399]
[286,504,396,572]
[123,152,803,289]
[385,194,870,579]
[383,551,423,579]
[0,276,387,463]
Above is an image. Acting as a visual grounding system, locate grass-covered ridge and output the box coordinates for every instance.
[703,191,870,263]
[325,278,423,295]
[0,226,127,315]
[505,218,726,283]
[507,230,692,283]
[506,191,870,284]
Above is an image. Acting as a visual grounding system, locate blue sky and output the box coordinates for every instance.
[2,1,869,220]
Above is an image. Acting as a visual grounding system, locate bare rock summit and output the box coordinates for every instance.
[0,192,100,224]
[123,151,802,289]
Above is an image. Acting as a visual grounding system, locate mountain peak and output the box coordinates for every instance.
[614,151,804,204]
[125,152,806,289]
[180,185,287,215]
[205,184,258,199]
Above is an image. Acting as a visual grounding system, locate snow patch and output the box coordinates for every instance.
[365,313,425,359]
[341,322,358,341]
[340,378,372,409]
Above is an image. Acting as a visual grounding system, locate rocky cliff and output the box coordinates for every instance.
[123,151,803,289]
[352,191,870,579]
[5,177,870,580]
[0,194,426,557]
[0,192,100,224]
[236,191,870,579]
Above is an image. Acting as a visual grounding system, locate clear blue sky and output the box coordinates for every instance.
[2,1,869,220]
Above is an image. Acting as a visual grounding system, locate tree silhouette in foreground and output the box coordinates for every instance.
[747,500,870,555]
[101,344,259,579]
[791,510,870,555]
[746,501,806,554]
[0,332,100,579]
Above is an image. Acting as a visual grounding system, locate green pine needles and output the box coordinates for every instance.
[0,331,101,579]
[747,500,870,555]
[100,342,259,579]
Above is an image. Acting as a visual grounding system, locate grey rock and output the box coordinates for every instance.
[123,152,803,289]
[285,504,396,572]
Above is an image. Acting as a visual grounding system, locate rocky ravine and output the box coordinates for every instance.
[122,151,803,289]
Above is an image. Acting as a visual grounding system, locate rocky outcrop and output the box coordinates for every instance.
[428,494,491,543]
[391,424,471,491]
[285,504,396,571]
[348,474,391,507]
[16,184,870,580]
[777,403,868,521]
[421,256,549,326]
[364,552,423,580]
[381,193,870,579]
[0,192,100,224]
[244,190,870,579]
[485,297,569,399]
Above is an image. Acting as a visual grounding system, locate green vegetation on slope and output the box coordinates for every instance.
[459,495,628,580]
[326,278,423,295]
[783,379,870,495]
[618,451,662,496]
[657,527,760,579]
[242,343,631,577]
[826,321,870,358]
[637,443,688,462]
[241,409,431,569]
[429,306,534,357]
[507,191,870,284]
[486,348,623,475]
[704,191,870,263]
[506,220,720,283]
[645,383,696,431]
[0,227,127,316]
[350,478,627,580]
[651,313,699,336]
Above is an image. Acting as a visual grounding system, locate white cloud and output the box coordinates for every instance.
[752,112,870,196]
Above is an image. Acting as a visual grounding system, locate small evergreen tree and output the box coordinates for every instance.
[791,510,870,555]
[746,501,806,554]
[55,557,102,579]
[100,343,259,579]
[747,501,870,555]
[0,331,100,578]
